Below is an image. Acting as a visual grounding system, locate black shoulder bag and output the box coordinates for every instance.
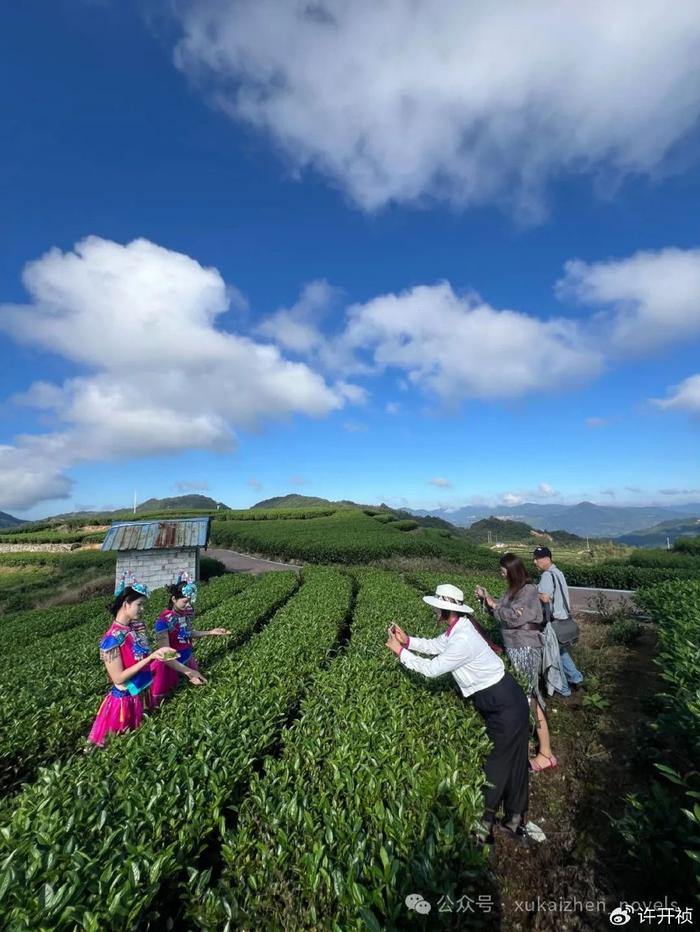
[549,572,580,647]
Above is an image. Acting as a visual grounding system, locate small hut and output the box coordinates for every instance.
[101,517,211,592]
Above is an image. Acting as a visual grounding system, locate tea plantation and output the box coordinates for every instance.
[0,511,698,927]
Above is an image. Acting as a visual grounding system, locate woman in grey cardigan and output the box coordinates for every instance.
[475,553,558,773]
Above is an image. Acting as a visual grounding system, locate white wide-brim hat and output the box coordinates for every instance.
[422,583,473,614]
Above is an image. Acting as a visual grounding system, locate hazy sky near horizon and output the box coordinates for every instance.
[2,0,700,519]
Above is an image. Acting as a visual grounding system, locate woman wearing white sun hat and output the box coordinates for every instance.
[386,583,531,846]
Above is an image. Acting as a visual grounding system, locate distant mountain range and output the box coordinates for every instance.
[10,495,231,528]
[411,501,700,540]
[617,515,700,548]
[6,494,700,546]
[0,511,23,529]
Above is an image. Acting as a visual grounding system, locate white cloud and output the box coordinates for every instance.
[557,248,700,352]
[0,237,359,510]
[0,444,73,511]
[173,481,210,492]
[429,478,452,489]
[339,282,602,400]
[385,402,401,415]
[653,373,700,415]
[256,279,340,354]
[335,381,369,405]
[173,0,700,217]
[343,419,367,433]
[500,483,559,506]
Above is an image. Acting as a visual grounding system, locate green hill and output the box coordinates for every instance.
[251,494,384,511]
[0,511,24,529]
[463,516,583,546]
[134,494,229,512]
[617,516,700,548]
[212,507,495,567]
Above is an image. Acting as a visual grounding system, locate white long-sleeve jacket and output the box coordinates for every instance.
[399,617,504,698]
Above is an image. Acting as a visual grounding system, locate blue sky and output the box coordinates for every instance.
[2,0,700,519]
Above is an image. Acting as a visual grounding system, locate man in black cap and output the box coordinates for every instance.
[533,547,584,697]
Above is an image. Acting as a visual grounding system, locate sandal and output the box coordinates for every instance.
[529,754,558,773]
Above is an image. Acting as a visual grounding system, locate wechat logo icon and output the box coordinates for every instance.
[405,893,432,915]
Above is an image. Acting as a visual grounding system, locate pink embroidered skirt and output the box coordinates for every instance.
[151,656,199,704]
[87,690,154,747]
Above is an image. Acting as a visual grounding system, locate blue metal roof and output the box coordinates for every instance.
[101,517,210,552]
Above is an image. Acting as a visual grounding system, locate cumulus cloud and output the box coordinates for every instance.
[172,0,700,217]
[0,444,73,511]
[653,373,700,415]
[339,282,602,400]
[557,248,700,352]
[429,478,452,489]
[0,237,359,510]
[385,402,401,415]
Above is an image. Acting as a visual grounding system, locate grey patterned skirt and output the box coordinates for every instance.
[506,646,545,710]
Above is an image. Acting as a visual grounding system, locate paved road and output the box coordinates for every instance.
[568,586,638,614]
[207,549,640,613]
[207,548,302,576]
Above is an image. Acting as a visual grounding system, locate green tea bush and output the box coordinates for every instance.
[199,556,226,580]
[186,570,490,930]
[392,519,419,531]
[558,563,700,589]
[210,508,495,569]
[627,549,700,570]
[674,536,700,555]
[607,619,643,646]
[615,580,700,900]
[0,569,349,929]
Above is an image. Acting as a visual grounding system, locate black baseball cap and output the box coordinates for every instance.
[533,546,552,559]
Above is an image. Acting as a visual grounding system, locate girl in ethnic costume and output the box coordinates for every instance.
[151,572,229,704]
[87,576,174,747]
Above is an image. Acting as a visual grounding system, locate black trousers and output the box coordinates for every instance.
[470,672,530,824]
